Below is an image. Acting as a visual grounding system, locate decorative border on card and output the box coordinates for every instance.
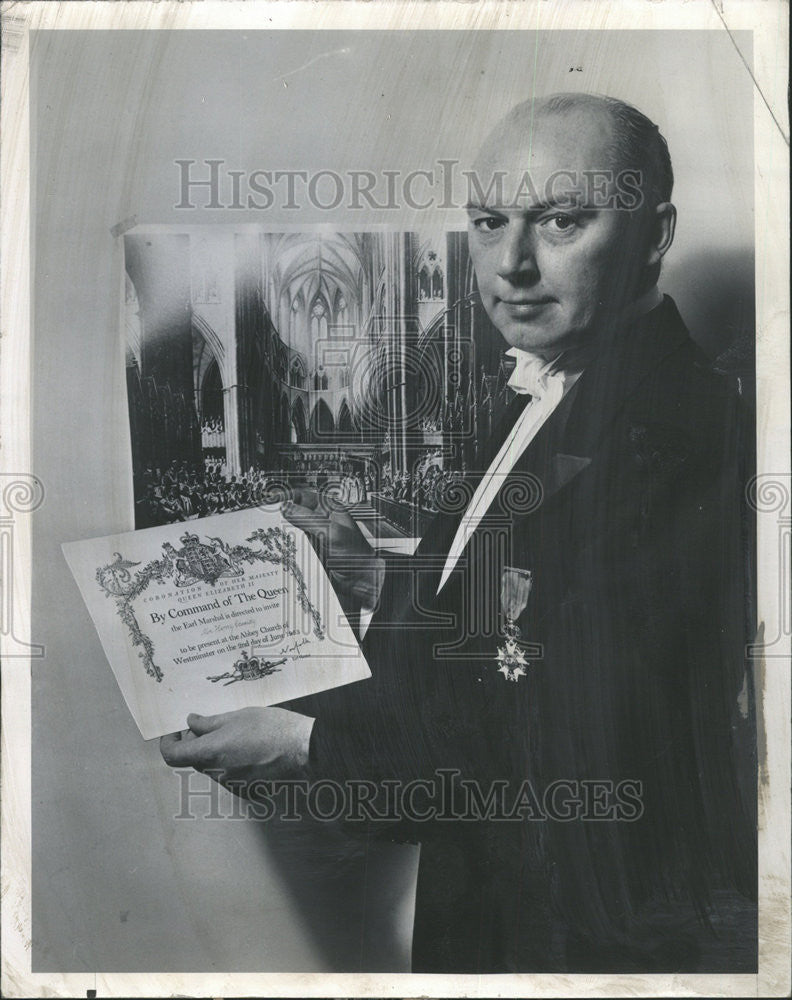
[95,527,323,681]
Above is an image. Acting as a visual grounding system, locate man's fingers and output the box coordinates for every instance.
[160,723,228,769]
[160,730,210,768]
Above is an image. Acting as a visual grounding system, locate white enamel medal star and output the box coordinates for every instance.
[496,636,529,682]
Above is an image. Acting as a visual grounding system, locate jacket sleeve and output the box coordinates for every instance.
[307,549,515,795]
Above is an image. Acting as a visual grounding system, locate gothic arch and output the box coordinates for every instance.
[200,359,224,423]
[432,266,444,299]
[192,314,226,374]
[336,398,353,434]
[192,318,224,418]
[310,294,330,342]
[289,354,308,388]
[419,264,431,300]
[310,398,335,441]
[291,397,307,443]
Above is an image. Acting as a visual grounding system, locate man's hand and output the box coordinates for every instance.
[159,706,315,794]
[282,488,385,610]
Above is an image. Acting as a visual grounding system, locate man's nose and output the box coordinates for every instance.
[495,225,539,282]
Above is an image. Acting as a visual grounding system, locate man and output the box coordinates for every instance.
[161,94,756,972]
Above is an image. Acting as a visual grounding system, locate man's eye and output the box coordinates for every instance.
[472,216,506,233]
[543,214,577,232]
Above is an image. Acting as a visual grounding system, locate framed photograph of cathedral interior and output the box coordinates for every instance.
[1,2,789,998]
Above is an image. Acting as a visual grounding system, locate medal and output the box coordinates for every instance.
[496,567,533,682]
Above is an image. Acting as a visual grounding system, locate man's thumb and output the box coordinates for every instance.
[187,712,225,735]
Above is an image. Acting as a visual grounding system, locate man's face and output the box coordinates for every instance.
[467,108,647,356]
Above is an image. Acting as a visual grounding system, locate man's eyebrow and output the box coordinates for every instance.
[465,195,588,214]
[465,201,507,214]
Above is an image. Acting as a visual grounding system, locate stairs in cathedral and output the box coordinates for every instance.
[344,499,380,521]
[346,499,421,552]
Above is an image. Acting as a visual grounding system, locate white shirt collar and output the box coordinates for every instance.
[505,348,564,397]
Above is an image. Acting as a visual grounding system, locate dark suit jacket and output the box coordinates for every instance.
[305,297,757,973]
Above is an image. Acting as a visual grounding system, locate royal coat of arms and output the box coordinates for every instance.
[161,532,244,587]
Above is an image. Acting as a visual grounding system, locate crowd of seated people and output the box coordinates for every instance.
[134,460,277,528]
[135,453,383,528]
[135,445,467,527]
[203,454,228,477]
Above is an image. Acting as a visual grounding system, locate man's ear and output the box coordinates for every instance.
[646,202,676,266]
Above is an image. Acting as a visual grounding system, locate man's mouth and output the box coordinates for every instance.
[499,297,554,314]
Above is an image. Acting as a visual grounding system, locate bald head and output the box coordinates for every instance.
[475,92,673,215]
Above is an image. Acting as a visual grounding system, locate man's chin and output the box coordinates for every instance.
[499,323,572,357]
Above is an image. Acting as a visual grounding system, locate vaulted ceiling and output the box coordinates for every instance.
[263,232,370,315]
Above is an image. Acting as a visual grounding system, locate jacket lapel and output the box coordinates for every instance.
[385,297,694,624]
[506,295,694,508]
[561,295,692,458]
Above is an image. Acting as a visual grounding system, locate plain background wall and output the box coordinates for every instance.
[31,29,753,971]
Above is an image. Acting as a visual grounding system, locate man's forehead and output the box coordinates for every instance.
[477,105,615,166]
[468,107,625,210]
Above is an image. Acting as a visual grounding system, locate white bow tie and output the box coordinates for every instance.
[505,348,566,400]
